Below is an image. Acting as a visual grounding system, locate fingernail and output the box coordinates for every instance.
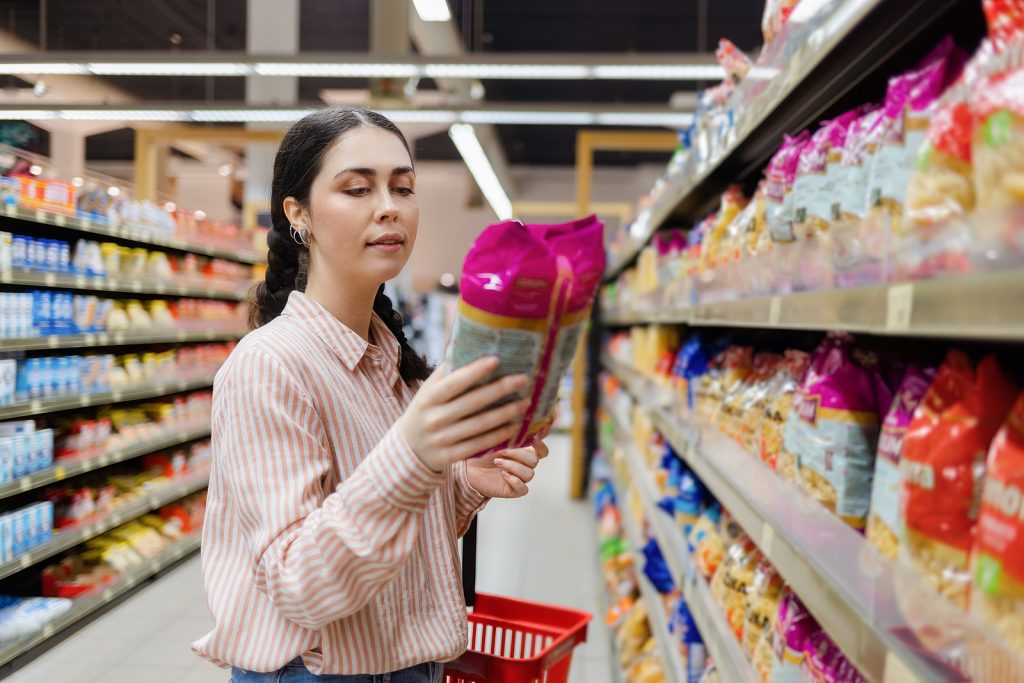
[494,458,506,466]
[484,356,499,368]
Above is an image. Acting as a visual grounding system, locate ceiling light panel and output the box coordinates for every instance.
[0,63,88,75]
[449,123,513,220]
[412,0,452,22]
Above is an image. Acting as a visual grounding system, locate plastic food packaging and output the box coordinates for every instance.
[792,110,862,238]
[446,216,604,455]
[765,132,812,244]
[784,335,883,528]
[900,352,1018,607]
[761,0,800,46]
[832,108,883,224]
[905,97,976,229]
[690,502,724,579]
[770,589,821,682]
[761,350,810,473]
[711,534,760,641]
[716,38,752,83]
[866,365,936,559]
[743,559,785,658]
[973,67,1024,211]
[801,630,868,682]
[972,391,1024,651]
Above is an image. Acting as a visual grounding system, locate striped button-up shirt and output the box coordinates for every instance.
[193,291,487,674]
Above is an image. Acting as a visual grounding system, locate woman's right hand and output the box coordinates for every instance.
[397,356,530,473]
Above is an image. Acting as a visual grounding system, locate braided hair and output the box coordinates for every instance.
[249,106,431,387]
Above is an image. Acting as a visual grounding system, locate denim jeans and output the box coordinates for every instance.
[230,658,443,683]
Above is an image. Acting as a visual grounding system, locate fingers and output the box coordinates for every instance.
[493,455,536,484]
[448,422,519,461]
[441,399,528,446]
[443,373,528,423]
[532,439,550,459]
[427,356,500,403]
[496,446,540,469]
[502,472,529,497]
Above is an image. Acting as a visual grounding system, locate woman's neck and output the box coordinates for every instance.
[303,273,376,342]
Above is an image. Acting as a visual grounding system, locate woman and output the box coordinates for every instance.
[193,107,548,682]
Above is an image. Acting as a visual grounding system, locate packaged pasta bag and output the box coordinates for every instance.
[700,187,748,273]
[762,350,811,473]
[831,108,883,224]
[900,352,1018,607]
[905,95,976,229]
[736,353,783,454]
[802,631,868,683]
[973,66,1024,210]
[792,110,862,237]
[743,559,785,658]
[764,132,812,243]
[711,534,760,642]
[690,502,724,579]
[972,391,1024,652]
[761,0,800,46]
[447,216,604,455]
[984,0,1024,49]
[867,37,965,235]
[866,365,936,559]
[771,588,821,682]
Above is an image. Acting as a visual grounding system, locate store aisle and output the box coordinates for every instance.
[6,434,612,683]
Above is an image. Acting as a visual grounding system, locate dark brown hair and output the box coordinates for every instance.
[249,106,431,386]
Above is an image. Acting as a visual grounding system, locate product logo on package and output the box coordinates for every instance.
[797,394,819,426]
[514,277,549,290]
[901,460,935,491]
[983,479,1024,522]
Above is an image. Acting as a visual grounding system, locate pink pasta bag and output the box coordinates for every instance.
[448,216,605,455]
[802,630,868,683]
[765,131,812,243]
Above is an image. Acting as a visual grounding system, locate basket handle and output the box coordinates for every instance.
[462,517,477,608]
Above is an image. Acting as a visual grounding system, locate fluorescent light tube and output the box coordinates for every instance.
[254,62,420,78]
[88,62,252,76]
[424,64,590,80]
[191,109,315,122]
[0,110,59,120]
[594,112,693,127]
[59,110,188,121]
[592,64,725,80]
[412,0,452,21]
[461,110,595,125]
[449,123,513,221]
[0,63,87,75]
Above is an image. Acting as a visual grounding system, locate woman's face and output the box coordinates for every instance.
[298,126,418,290]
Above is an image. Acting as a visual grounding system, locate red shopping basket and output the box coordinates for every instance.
[444,521,592,683]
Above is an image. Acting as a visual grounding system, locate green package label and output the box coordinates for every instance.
[985,110,1014,148]
[975,553,1002,596]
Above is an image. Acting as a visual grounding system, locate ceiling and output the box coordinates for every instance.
[2,0,766,166]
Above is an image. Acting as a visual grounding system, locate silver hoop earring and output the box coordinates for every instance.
[289,225,311,247]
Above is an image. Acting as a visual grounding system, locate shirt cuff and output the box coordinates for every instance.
[456,460,490,514]
[363,425,445,513]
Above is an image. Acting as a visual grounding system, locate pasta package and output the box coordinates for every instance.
[900,352,1018,607]
[792,110,862,237]
[973,67,1024,210]
[743,559,785,658]
[832,108,883,224]
[790,335,884,528]
[866,365,936,559]
[711,535,760,642]
[447,216,604,454]
[770,589,820,683]
[761,350,810,473]
[764,132,812,243]
[801,631,868,683]
[972,392,1024,651]
[905,97,975,229]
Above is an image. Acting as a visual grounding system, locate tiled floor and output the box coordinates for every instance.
[5,433,613,682]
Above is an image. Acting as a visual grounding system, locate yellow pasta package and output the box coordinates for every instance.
[973,67,1024,210]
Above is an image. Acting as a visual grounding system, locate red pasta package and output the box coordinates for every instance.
[972,392,1024,652]
[900,352,1018,607]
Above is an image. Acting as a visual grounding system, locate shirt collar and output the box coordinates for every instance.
[282,291,402,386]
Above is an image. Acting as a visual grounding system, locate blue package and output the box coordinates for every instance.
[27,239,46,272]
[36,502,53,545]
[14,359,36,401]
[24,506,39,550]
[687,500,721,554]
[642,539,676,594]
[10,237,28,270]
[675,466,707,539]
[43,240,61,273]
[31,290,53,334]
[53,292,75,334]
[0,516,11,562]
[669,599,707,683]
[10,509,28,556]
[57,242,70,273]
[10,436,28,479]
[0,439,12,484]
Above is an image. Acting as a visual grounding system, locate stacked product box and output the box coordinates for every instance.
[0,421,54,481]
[0,502,55,563]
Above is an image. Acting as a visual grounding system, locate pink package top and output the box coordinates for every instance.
[877,364,936,462]
[797,110,863,176]
[840,108,883,167]
[461,220,558,319]
[765,131,812,202]
[799,335,879,417]
[879,36,966,138]
[802,631,868,683]
[774,589,820,660]
[542,218,605,313]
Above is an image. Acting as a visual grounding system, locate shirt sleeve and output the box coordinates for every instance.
[452,459,489,538]
[216,346,444,631]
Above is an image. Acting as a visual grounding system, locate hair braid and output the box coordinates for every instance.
[372,284,432,387]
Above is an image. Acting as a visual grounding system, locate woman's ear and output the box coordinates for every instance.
[283,196,308,232]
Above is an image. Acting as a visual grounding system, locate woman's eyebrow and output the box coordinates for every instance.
[334,166,415,179]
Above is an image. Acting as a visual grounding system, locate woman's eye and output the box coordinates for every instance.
[344,187,370,197]
[393,187,416,196]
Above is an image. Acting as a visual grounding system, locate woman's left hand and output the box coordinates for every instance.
[466,437,550,499]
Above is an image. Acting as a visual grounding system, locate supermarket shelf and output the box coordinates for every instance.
[0,423,211,501]
[603,268,1024,340]
[2,204,264,264]
[0,374,216,419]
[591,515,627,683]
[604,0,975,280]
[0,269,250,301]
[610,466,686,683]
[0,469,209,582]
[602,355,1022,682]
[0,532,202,668]
[604,400,755,683]
[0,328,245,352]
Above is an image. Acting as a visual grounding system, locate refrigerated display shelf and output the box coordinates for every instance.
[602,354,1024,682]
[605,399,755,683]
[605,0,977,280]
[0,270,250,301]
[603,269,1024,340]
[0,423,211,502]
[0,328,245,352]
[0,375,216,419]
[0,532,202,668]
[610,467,686,683]
[0,469,208,582]
[2,204,264,264]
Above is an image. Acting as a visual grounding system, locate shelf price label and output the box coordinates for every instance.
[886,284,914,332]
[768,296,782,325]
